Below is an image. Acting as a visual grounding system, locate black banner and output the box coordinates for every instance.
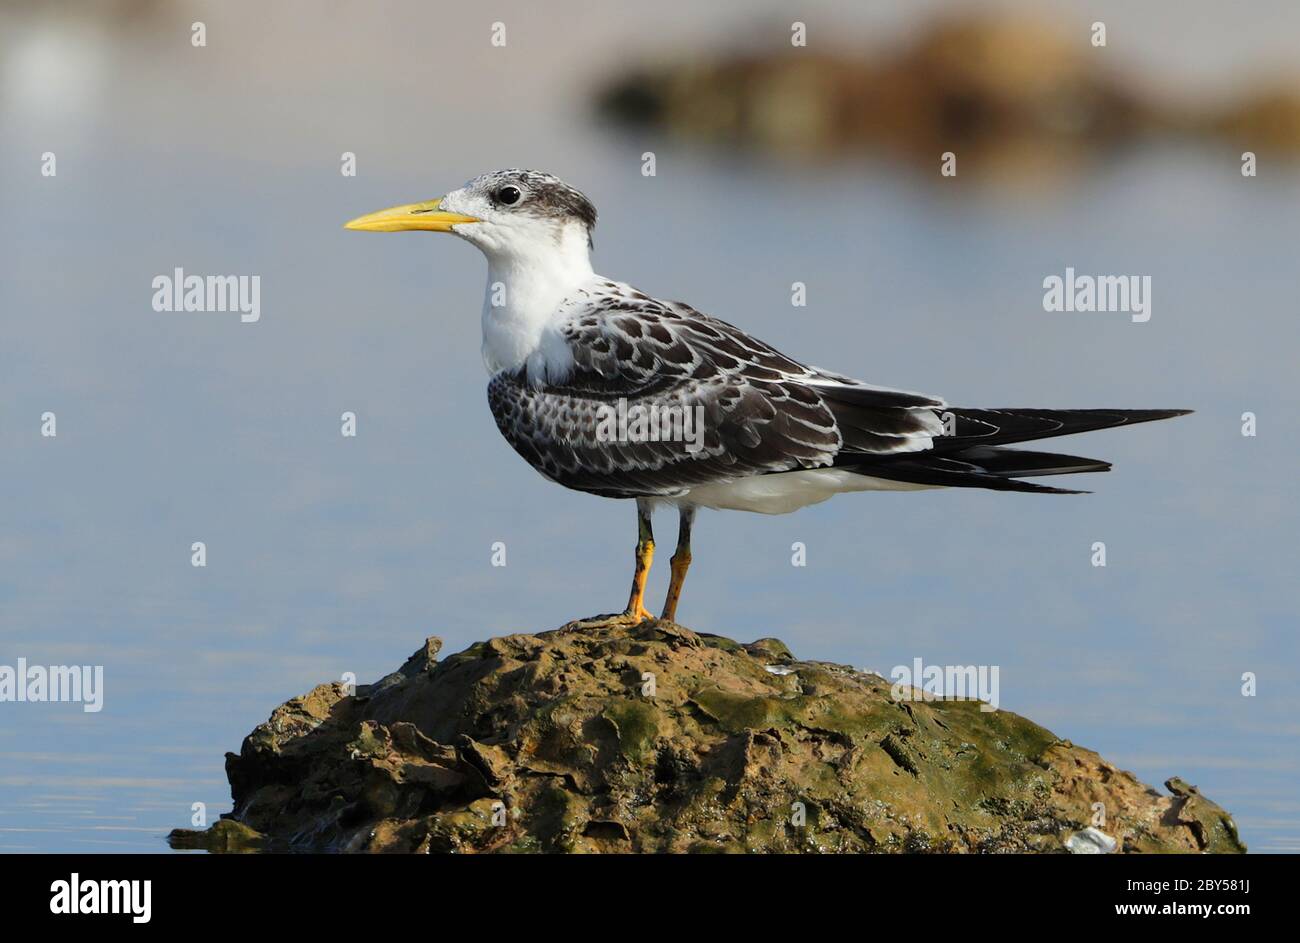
[9,852,1272,929]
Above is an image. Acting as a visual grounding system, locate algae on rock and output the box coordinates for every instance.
[170,621,1244,854]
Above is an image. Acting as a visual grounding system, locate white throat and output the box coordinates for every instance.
[479,223,593,382]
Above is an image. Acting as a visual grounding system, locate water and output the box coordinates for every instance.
[2,1,1297,853]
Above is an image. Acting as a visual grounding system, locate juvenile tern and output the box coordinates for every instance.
[346,169,1189,625]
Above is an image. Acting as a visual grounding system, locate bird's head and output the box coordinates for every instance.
[344,169,597,265]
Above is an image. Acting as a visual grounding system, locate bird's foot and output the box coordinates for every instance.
[560,606,655,632]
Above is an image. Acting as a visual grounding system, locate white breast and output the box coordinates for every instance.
[478,225,594,383]
[676,469,939,515]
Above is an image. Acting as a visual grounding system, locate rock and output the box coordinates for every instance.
[168,818,263,853]
[596,12,1300,169]
[1164,777,1245,855]
[1209,86,1300,155]
[597,13,1149,172]
[176,622,1246,853]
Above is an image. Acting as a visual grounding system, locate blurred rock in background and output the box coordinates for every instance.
[598,12,1300,177]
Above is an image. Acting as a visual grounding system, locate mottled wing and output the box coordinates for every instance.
[487,282,945,498]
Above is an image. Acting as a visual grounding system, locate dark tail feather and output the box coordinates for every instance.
[952,446,1111,478]
[933,407,1192,453]
[849,446,1111,494]
[835,407,1189,493]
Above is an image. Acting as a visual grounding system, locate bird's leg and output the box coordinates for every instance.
[660,506,694,623]
[620,499,655,623]
[563,500,655,630]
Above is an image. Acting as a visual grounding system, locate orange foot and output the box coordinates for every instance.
[562,605,655,631]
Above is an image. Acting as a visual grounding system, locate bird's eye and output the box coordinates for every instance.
[495,185,522,206]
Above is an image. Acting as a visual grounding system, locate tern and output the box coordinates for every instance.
[346,169,1189,625]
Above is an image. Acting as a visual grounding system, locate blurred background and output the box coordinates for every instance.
[1,0,1297,853]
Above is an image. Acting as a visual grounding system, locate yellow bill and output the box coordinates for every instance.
[344,198,480,233]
